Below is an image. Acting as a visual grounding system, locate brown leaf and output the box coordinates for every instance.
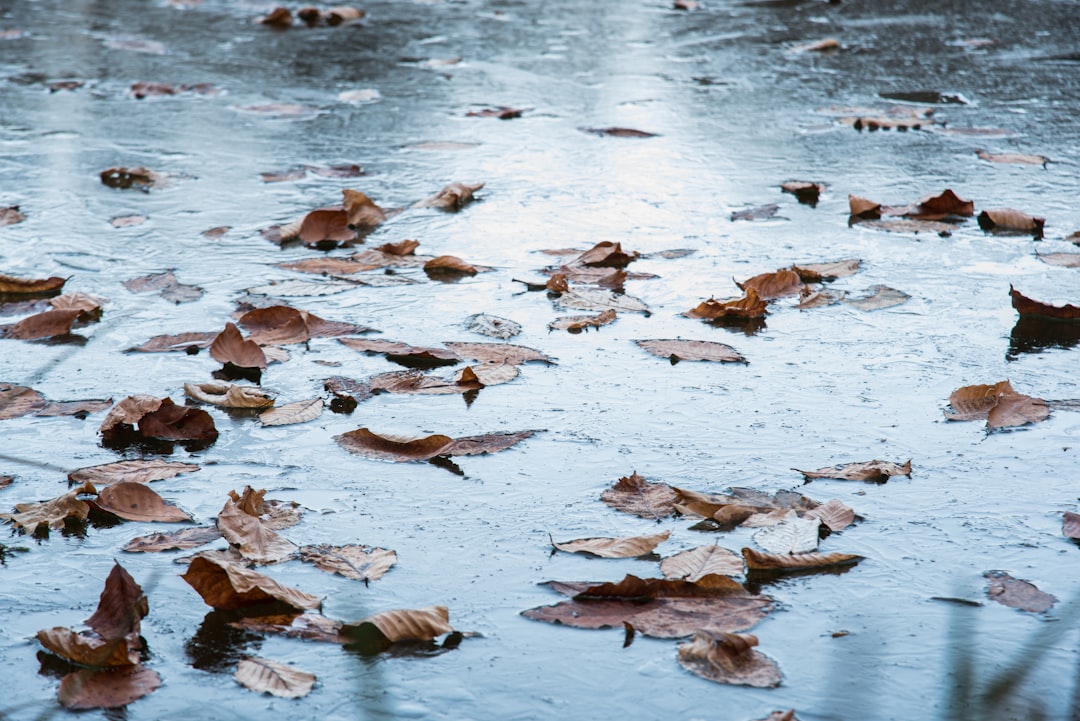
[441,429,537,456]
[0,273,66,296]
[342,189,387,228]
[791,259,860,282]
[368,369,480,396]
[985,571,1056,613]
[742,547,862,571]
[257,6,292,27]
[796,290,845,309]
[677,630,781,688]
[123,526,222,552]
[987,392,1049,429]
[417,181,484,211]
[600,471,677,519]
[324,376,373,412]
[128,331,217,353]
[0,383,46,419]
[210,322,267,369]
[184,382,275,409]
[731,204,779,222]
[342,606,454,645]
[137,398,218,444]
[299,544,397,582]
[260,398,323,427]
[335,428,454,461]
[37,627,138,667]
[802,499,856,532]
[946,380,1015,421]
[848,195,882,218]
[464,313,522,339]
[455,362,518,386]
[794,459,912,482]
[235,657,315,699]
[36,399,113,417]
[100,166,162,190]
[442,341,554,365]
[552,530,671,558]
[978,208,1045,236]
[278,257,379,275]
[424,255,478,276]
[230,613,346,643]
[1,482,95,533]
[1036,252,1080,268]
[569,241,639,268]
[582,127,657,138]
[58,666,161,709]
[181,554,321,611]
[237,305,310,344]
[907,189,974,219]
[111,214,147,228]
[218,497,296,564]
[1064,511,1080,540]
[736,269,804,299]
[684,289,768,320]
[0,206,27,227]
[1010,286,1080,321]
[781,181,825,205]
[299,208,356,246]
[1,308,82,339]
[467,106,524,119]
[661,545,744,581]
[977,150,1048,165]
[549,309,617,332]
[85,563,148,641]
[228,487,303,530]
[94,482,191,522]
[523,574,772,638]
[338,338,461,368]
[555,287,649,314]
[634,339,746,363]
[843,285,910,311]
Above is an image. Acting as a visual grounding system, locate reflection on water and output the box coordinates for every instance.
[1007,316,1080,360]
[184,611,263,674]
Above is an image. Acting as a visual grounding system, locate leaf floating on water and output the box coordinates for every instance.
[100,166,163,190]
[424,255,480,278]
[661,545,744,581]
[342,606,454,647]
[260,398,323,427]
[0,206,27,227]
[464,313,521,339]
[1009,286,1080,321]
[416,181,484,211]
[335,429,454,461]
[752,513,820,554]
[600,471,678,519]
[339,338,461,368]
[634,339,746,363]
[1036,252,1080,268]
[124,270,202,303]
[298,208,356,246]
[210,322,267,369]
[984,571,1056,613]
[978,208,1045,237]
[0,383,47,420]
[443,341,554,365]
[217,495,296,564]
[977,150,1048,166]
[128,331,217,353]
[181,554,321,611]
[843,285,910,311]
[94,482,192,522]
[549,309,617,332]
[684,289,768,320]
[555,288,649,315]
[185,381,275,409]
[230,613,347,643]
[678,630,782,688]
[123,526,222,553]
[235,657,315,699]
[730,204,779,222]
[794,459,912,482]
[58,666,162,710]
[247,278,357,296]
[791,259,860,282]
[300,544,397,582]
[0,308,84,339]
[1,482,95,534]
[803,499,856,532]
[742,547,862,571]
[0,273,66,296]
[467,106,525,119]
[736,269,804,299]
[1063,512,1080,540]
[781,181,826,205]
[945,380,1049,429]
[551,530,671,558]
[581,127,657,138]
[987,391,1050,429]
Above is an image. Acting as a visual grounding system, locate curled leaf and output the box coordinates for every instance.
[684,289,768,320]
[600,472,677,519]
[417,182,484,211]
[677,630,781,688]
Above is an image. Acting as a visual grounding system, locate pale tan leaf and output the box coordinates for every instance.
[416,181,484,211]
[794,459,912,482]
[123,526,222,552]
[1,482,95,533]
[549,309,617,332]
[661,545,743,581]
[552,530,670,558]
[978,208,1045,235]
[217,498,297,564]
[246,279,356,296]
[634,339,745,363]
[0,383,47,420]
[843,285,910,311]
[464,313,521,339]
[442,341,554,365]
[299,544,397,582]
[600,472,677,519]
[260,398,323,426]
[791,259,860,282]
[677,630,781,688]
[803,499,856,532]
[752,513,820,554]
[742,547,862,571]
[184,381,275,409]
[454,362,519,386]
[977,150,1048,165]
[946,381,1015,421]
[1037,252,1080,268]
[987,392,1049,429]
[235,657,315,699]
[342,606,452,643]
[555,288,649,314]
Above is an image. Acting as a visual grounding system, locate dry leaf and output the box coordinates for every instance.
[731,204,779,222]
[1010,286,1080,321]
[600,472,678,519]
[0,206,27,227]
[298,208,356,246]
[978,208,1045,236]
[185,382,275,409]
[257,6,292,26]
[467,106,524,119]
[230,613,346,643]
[984,571,1056,613]
[635,339,746,364]
[218,497,296,564]
[101,398,167,441]
[181,554,321,611]
[555,288,649,315]
[791,38,839,53]
[552,530,671,558]
[260,398,323,426]
[100,166,162,190]
[1,482,95,533]
[987,392,1049,429]
[137,398,218,444]
[0,383,47,419]
[752,513,820,554]
[848,195,882,218]
[464,314,521,339]
[0,273,66,296]
[123,526,222,552]
[417,182,484,211]
[843,285,910,311]
[58,666,161,710]
[946,380,1015,421]
[1,308,83,339]
[569,241,639,269]
[94,482,191,522]
[549,309,617,332]
[736,270,804,299]
[803,499,856,532]
[442,341,554,365]
[368,369,481,396]
[1063,512,1080,540]
[235,657,315,699]
[127,331,217,353]
[1036,252,1080,268]
[742,547,862,571]
[684,289,768,320]
[342,606,453,646]
[455,362,518,386]
[37,627,138,667]
[523,574,773,638]
[36,398,112,417]
[661,545,744,581]
[335,429,454,461]
[338,338,461,368]
[677,630,781,688]
[210,322,267,369]
[977,150,1048,166]
[581,127,657,138]
[781,181,825,205]
[299,544,397,582]
[794,459,912,482]
[424,255,479,276]
[342,189,387,228]
[791,259,860,282]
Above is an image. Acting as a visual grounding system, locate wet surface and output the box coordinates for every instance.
[2,0,1080,719]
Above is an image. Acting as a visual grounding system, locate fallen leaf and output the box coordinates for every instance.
[342,606,454,647]
[181,554,321,611]
[568,241,640,269]
[334,428,536,461]
[752,513,820,554]
[442,429,538,456]
[843,285,910,311]
[247,278,358,296]
[230,613,346,643]
[848,195,882,218]
[661,545,744,581]
[111,214,147,228]
[731,204,779,222]
[417,182,484,211]
[257,6,292,26]
[58,666,161,710]
[342,189,387,228]
[0,206,27,226]
[228,486,303,530]
[549,309,617,332]
[123,270,201,303]
[978,208,1045,236]
[794,459,912,482]
[677,631,781,688]
[977,150,1048,165]
[128,331,217,353]
[736,269,804,299]
[104,35,166,54]
[299,208,356,246]
[555,287,649,315]
[987,392,1049,429]
[0,273,66,296]
[424,255,479,276]
[137,398,218,444]
[37,627,138,667]
[210,322,267,369]
[0,308,83,339]
[984,571,1056,613]
[368,369,481,396]
[260,398,323,426]
[791,260,860,282]
[100,166,162,190]
[673,487,822,530]
[323,376,373,412]
[634,339,746,364]
[455,362,518,386]
[803,499,856,532]
[1010,286,1080,321]
[217,496,296,564]
[299,544,397,582]
[1064,512,1080,539]
[945,380,1015,421]
[905,189,974,219]
[235,657,315,699]
[581,127,657,138]
[464,313,521,339]
[185,381,275,409]
[94,482,192,522]
[442,341,554,365]
[323,6,365,25]
[467,106,524,119]
[339,338,460,368]
[1,481,95,534]
[0,383,46,419]
[523,574,773,638]
[552,530,671,558]
[791,38,839,53]
[742,547,862,571]
[1036,252,1080,268]
[684,289,768,320]
[600,471,678,519]
[781,181,825,205]
[338,88,380,104]
[123,526,222,552]
[829,104,935,131]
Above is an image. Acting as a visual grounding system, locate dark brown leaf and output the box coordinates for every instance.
[569,241,639,268]
[181,554,321,611]
[978,208,1045,236]
[137,398,218,444]
[600,472,678,519]
[634,339,746,363]
[335,428,454,461]
[684,289,768,320]
[1010,286,1080,321]
[0,273,66,296]
[781,181,825,205]
[210,322,267,369]
[467,106,525,119]
[85,563,148,641]
[342,189,387,228]
[791,259,860,282]
[100,166,162,190]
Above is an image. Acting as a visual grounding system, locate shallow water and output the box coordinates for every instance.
[2,0,1080,719]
